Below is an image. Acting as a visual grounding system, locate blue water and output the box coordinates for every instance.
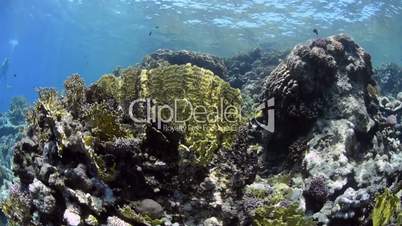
[1,0,402,111]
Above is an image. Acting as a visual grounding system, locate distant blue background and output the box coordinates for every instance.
[1,0,402,111]
[0,0,159,110]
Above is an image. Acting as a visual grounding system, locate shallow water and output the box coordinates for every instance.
[0,0,401,110]
[1,1,402,225]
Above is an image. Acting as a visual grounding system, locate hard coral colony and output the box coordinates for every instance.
[1,34,402,226]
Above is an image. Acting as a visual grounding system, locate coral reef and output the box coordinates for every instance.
[225,48,288,115]
[141,48,287,115]
[224,48,287,90]
[5,34,402,226]
[373,63,402,97]
[255,33,402,225]
[5,63,246,225]
[263,34,374,172]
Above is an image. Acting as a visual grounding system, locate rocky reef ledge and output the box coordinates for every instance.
[3,34,402,226]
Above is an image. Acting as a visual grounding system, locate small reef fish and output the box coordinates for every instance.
[313,28,319,36]
[149,26,160,36]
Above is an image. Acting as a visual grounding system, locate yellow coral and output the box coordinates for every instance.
[37,88,67,120]
[120,68,141,110]
[96,74,123,101]
[372,189,400,226]
[64,74,86,117]
[84,103,131,141]
[139,64,243,164]
[95,64,243,164]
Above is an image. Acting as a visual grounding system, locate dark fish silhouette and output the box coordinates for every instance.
[313,28,319,36]
[155,26,159,29]
[149,31,152,36]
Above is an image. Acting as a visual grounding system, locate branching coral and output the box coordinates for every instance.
[83,103,132,181]
[64,74,86,118]
[84,103,131,141]
[26,88,71,152]
[37,88,66,120]
[1,183,32,225]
